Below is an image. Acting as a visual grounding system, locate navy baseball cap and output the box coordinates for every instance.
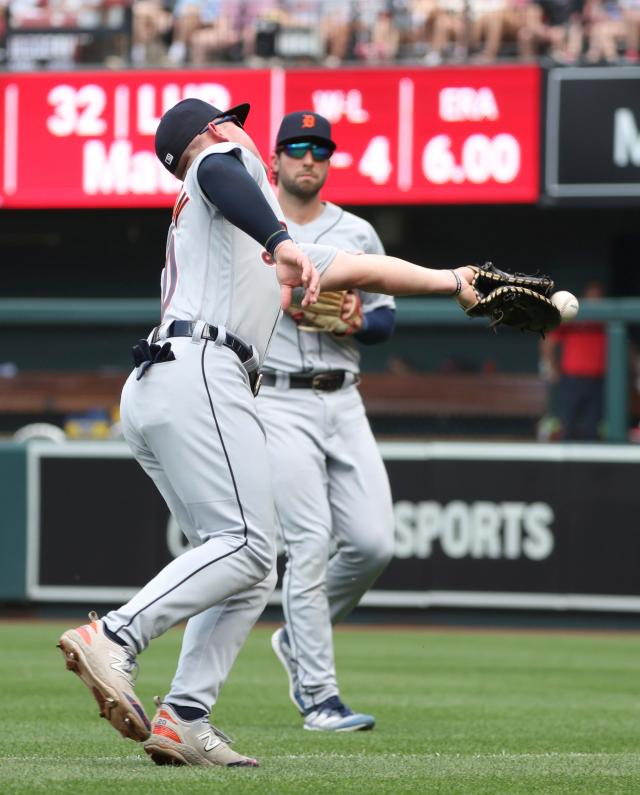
[155,98,251,174]
[276,111,336,152]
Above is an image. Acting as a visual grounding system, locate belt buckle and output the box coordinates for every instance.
[311,373,327,392]
[312,373,341,393]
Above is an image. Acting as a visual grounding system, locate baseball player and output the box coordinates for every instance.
[260,111,395,732]
[57,96,479,768]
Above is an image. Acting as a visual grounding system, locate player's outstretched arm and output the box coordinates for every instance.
[320,252,478,309]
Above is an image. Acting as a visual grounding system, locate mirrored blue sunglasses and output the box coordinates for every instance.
[278,141,332,162]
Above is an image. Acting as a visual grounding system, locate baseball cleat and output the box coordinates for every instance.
[303,696,375,732]
[144,698,259,767]
[270,627,304,715]
[57,611,150,742]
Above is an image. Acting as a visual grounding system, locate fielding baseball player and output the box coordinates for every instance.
[57,96,480,769]
[260,111,395,732]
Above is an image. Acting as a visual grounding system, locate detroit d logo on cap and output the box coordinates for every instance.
[302,114,316,129]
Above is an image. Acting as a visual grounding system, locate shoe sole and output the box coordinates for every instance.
[270,630,304,716]
[57,633,150,742]
[144,741,259,768]
[304,721,375,732]
[144,741,193,766]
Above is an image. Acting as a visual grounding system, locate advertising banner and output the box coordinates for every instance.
[1,65,540,208]
[0,69,273,208]
[285,66,540,205]
[26,441,640,612]
[545,67,640,199]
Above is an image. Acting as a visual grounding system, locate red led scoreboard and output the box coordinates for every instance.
[0,66,540,208]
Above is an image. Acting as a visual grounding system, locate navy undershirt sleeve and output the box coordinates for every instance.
[354,306,396,345]
[197,151,291,256]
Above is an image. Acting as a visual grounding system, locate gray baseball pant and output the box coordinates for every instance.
[104,339,277,713]
[257,383,394,710]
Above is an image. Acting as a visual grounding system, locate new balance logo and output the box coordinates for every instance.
[197,728,222,752]
[109,653,130,676]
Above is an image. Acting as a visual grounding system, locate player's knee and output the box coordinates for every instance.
[370,539,395,571]
[294,552,329,583]
[261,561,278,592]
[252,546,276,582]
[377,535,395,568]
[354,530,395,572]
[232,531,275,586]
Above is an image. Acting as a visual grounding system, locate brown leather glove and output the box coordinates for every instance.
[287,290,363,336]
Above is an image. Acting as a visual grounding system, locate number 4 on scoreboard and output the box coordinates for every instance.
[358,136,392,185]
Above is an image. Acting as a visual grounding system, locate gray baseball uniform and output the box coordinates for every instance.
[257,202,396,710]
[104,141,337,713]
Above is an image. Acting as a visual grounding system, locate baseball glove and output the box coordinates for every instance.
[466,285,561,335]
[288,290,363,335]
[470,261,554,298]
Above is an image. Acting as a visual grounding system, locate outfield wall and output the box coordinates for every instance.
[1,440,638,612]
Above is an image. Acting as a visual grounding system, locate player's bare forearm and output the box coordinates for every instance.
[321,252,477,309]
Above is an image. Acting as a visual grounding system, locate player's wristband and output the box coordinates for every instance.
[450,270,462,297]
[354,306,395,345]
[265,230,292,257]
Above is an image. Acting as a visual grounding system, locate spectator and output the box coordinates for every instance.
[8,0,640,65]
[469,0,510,61]
[271,0,326,63]
[583,0,625,62]
[167,0,237,64]
[540,281,606,441]
[426,0,468,64]
[403,0,438,59]
[518,0,584,61]
[502,0,537,50]
[620,0,640,60]
[132,1,174,65]
[320,0,355,64]
[240,1,331,65]
[189,1,240,64]
[0,1,6,53]
[6,0,130,67]
[354,5,401,60]
[235,1,283,64]
[427,0,512,64]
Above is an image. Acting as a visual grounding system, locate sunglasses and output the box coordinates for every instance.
[278,141,332,162]
[198,114,244,135]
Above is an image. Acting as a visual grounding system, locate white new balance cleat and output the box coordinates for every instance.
[303,696,375,732]
[270,627,305,715]
[57,611,150,742]
[144,699,259,768]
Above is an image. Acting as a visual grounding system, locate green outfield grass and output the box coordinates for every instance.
[1,621,639,794]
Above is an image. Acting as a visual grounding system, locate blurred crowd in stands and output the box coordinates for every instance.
[1,0,640,68]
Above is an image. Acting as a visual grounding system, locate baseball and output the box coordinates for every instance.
[551,290,579,321]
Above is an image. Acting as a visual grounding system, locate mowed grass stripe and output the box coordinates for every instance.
[1,622,639,794]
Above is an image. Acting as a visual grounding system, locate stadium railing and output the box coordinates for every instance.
[0,296,636,441]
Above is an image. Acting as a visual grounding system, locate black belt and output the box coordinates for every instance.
[261,371,354,392]
[152,320,253,364]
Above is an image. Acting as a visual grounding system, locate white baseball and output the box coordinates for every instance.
[551,290,579,321]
